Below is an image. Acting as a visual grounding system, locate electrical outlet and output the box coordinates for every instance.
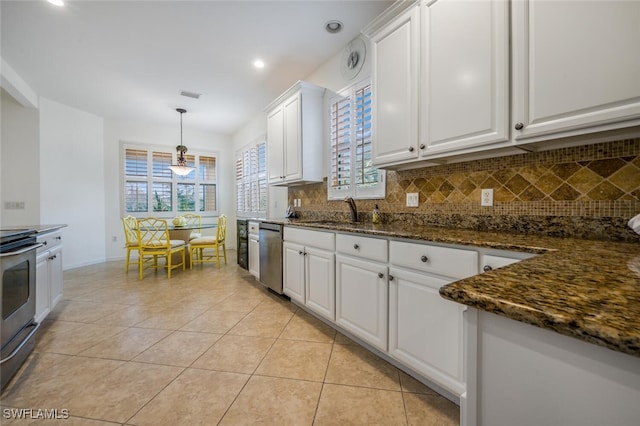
[406,193,419,207]
[481,188,494,206]
[296,198,302,207]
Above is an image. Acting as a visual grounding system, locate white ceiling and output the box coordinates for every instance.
[1,0,392,135]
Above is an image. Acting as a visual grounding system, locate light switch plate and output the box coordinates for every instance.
[406,193,419,207]
[481,188,494,206]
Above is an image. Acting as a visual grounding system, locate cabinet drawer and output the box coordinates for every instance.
[336,233,388,263]
[284,227,335,251]
[37,230,63,253]
[390,240,477,279]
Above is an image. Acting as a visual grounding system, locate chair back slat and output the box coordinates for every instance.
[182,213,201,231]
[137,217,170,249]
[216,215,227,243]
[122,216,138,245]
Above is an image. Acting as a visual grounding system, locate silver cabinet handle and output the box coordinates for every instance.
[420,255,428,263]
[353,244,360,250]
[514,122,524,130]
[408,146,414,152]
[378,272,384,279]
[483,265,493,272]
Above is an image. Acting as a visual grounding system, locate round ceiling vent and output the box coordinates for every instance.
[341,37,366,81]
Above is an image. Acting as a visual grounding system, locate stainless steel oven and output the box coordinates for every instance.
[0,229,41,390]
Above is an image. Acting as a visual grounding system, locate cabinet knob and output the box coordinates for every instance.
[378,272,384,279]
[299,251,304,255]
[353,244,360,250]
[55,236,62,240]
[389,275,394,281]
[483,265,493,272]
[514,122,524,130]
[43,241,48,246]
[420,255,428,263]
[408,146,415,152]
[420,144,426,150]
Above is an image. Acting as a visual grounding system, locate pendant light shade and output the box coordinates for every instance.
[169,108,195,176]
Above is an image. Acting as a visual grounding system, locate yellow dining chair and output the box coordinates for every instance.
[122,215,139,273]
[189,215,227,269]
[136,217,187,280]
[182,213,202,240]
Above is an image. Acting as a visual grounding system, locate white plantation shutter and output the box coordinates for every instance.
[328,79,385,200]
[235,140,267,215]
[122,145,218,217]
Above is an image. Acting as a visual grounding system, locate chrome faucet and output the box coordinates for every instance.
[344,196,358,223]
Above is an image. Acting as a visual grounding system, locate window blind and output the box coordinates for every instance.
[123,144,218,216]
[328,79,385,200]
[235,141,267,214]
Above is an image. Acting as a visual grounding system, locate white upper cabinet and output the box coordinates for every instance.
[420,0,509,156]
[512,0,640,143]
[369,6,420,166]
[265,81,325,185]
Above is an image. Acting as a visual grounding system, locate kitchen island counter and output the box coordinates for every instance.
[283,219,640,358]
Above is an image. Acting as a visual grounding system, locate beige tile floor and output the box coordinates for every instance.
[1,253,459,425]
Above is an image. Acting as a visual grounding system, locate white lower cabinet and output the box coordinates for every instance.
[283,241,306,303]
[248,222,260,279]
[304,247,335,321]
[336,254,388,351]
[283,227,335,321]
[35,230,64,323]
[35,251,51,323]
[388,266,465,395]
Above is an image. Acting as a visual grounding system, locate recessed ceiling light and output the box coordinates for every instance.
[47,0,65,6]
[325,20,343,34]
[253,59,265,69]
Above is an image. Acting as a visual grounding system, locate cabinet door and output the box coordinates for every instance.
[248,236,260,278]
[267,106,285,183]
[421,0,508,155]
[305,247,335,322]
[49,246,63,309]
[336,255,388,351]
[283,241,305,303]
[370,6,420,166]
[389,267,465,396]
[512,0,640,141]
[35,252,50,323]
[283,93,302,182]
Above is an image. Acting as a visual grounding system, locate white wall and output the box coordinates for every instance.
[39,97,105,269]
[103,119,234,261]
[1,89,40,225]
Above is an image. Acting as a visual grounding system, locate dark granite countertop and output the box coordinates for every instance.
[0,224,67,234]
[283,219,640,358]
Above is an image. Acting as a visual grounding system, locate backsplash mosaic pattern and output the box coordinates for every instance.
[288,139,640,242]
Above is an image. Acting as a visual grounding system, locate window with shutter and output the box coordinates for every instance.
[328,79,385,200]
[235,139,268,216]
[122,144,218,217]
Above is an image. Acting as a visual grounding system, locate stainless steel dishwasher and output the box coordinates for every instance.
[258,222,283,294]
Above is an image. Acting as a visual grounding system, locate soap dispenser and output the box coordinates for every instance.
[372,204,381,224]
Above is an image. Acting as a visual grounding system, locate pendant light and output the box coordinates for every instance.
[169,108,195,176]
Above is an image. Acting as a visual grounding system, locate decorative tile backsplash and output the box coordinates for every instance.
[288,139,640,242]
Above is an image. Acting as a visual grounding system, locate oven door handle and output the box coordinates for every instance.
[0,243,44,257]
[0,321,41,365]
